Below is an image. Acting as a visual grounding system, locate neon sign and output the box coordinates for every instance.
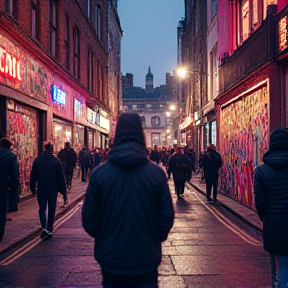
[51,85,66,105]
[0,46,22,81]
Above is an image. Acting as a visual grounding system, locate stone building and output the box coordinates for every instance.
[122,69,178,148]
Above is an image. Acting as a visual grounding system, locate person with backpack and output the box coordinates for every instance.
[78,146,91,182]
[167,146,191,198]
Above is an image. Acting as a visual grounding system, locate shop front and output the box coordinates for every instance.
[53,118,73,153]
[218,80,270,210]
[5,100,41,197]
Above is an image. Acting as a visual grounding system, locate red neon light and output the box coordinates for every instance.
[0,46,22,81]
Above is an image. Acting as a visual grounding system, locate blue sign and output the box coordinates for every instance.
[51,85,66,105]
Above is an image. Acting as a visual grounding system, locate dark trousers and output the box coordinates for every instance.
[64,165,74,187]
[102,269,158,288]
[37,193,58,232]
[0,187,9,236]
[80,165,89,181]
[174,180,185,196]
[205,175,218,200]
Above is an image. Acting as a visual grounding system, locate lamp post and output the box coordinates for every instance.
[176,68,199,146]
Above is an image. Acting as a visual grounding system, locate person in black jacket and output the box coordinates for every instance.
[78,146,91,182]
[30,142,67,240]
[150,144,160,164]
[0,138,20,242]
[167,146,191,198]
[254,129,288,288]
[82,112,174,288]
[199,144,222,202]
[57,142,77,189]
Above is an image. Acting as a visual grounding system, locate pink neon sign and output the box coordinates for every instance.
[0,46,22,81]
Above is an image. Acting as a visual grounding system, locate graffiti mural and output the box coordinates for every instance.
[7,103,38,197]
[219,84,269,210]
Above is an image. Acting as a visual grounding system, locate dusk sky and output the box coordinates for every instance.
[118,0,184,88]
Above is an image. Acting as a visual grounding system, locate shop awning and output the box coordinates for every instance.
[179,116,194,131]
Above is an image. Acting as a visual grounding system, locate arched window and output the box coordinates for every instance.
[151,116,160,127]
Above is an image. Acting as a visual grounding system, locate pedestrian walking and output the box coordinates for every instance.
[254,129,288,288]
[82,112,174,288]
[30,142,68,240]
[0,138,20,242]
[78,146,91,182]
[199,144,222,202]
[57,142,77,189]
[150,144,160,164]
[92,148,102,169]
[167,146,191,198]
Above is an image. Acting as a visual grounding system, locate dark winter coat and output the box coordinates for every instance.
[58,148,77,167]
[82,113,174,275]
[78,149,91,167]
[0,148,20,189]
[150,149,160,164]
[254,129,288,255]
[30,151,67,198]
[167,152,191,182]
[199,150,222,180]
[0,148,20,212]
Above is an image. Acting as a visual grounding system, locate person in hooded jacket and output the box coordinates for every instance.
[30,142,67,240]
[199,144,222,202]
[254,129,288,288]
[82,112,174,288]
[0,138,20,242]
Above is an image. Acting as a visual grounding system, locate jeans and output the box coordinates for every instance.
[37,193,58,232]
[80,165,89,181]
[205,175,218,200]
[174,180,185,196]
[64,165,74,187]
[0,187,9,236]
[269,253,288,288]
[102,269,158,288]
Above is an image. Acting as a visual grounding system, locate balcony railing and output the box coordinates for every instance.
[218,5,277,97]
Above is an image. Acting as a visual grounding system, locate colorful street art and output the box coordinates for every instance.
[219,84,269,210]
[7,103,38,197]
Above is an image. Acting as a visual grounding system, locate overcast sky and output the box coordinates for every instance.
[118,0,184,88]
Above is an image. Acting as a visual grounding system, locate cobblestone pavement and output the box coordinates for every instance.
[0,180,271,288]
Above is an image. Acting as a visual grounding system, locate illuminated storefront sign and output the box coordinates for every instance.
[87,108,96,124]
[279,16,288,52]
[0,46,22,80]
[51,85,66,105]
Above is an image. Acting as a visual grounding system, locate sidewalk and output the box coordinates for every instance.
[188,173,262,232]
[0,171,262,255]
[0,178,87,254]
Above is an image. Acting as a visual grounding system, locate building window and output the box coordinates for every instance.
[211,0,217,19]
[151,116,160,127]
[5,0,18,19]
[73,26,80,79]
[97,61,103,100]
[94,5,102,40]
[87,49,94,91]
[31,1,40,40]
[209,44,218,101]
[49,0,58,57]
[166,118,173,126]
[64,14,70,70]
[242,0,250,42]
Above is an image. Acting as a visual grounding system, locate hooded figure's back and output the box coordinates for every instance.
[82,113,174,276]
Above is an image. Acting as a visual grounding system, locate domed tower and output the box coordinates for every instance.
[145,67,154,92]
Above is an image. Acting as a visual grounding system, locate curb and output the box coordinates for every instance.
[187,181,262,233]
